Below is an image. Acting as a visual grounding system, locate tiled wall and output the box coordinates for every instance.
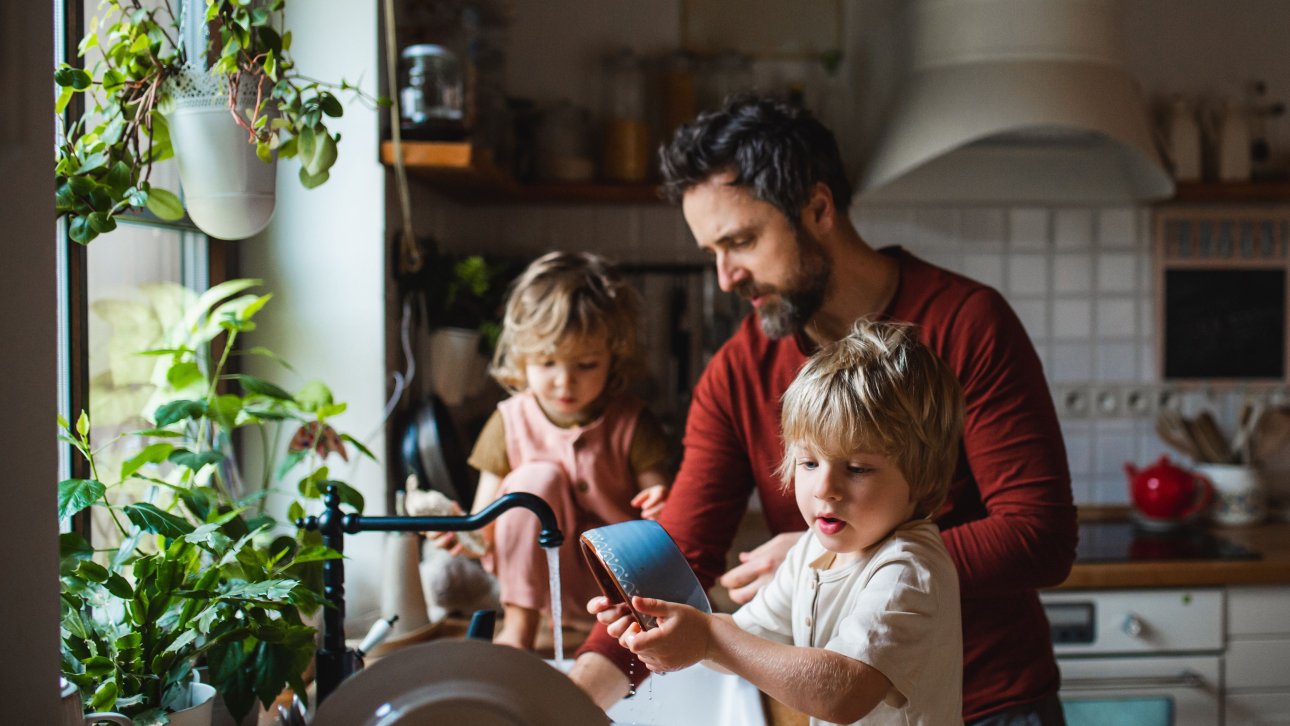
[427,195,1276,505]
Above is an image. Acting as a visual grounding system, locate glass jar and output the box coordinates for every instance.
[535,100,595,182]
[601,49,650,183]
[399,44,467,140]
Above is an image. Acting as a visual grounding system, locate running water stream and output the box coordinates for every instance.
[545,546,564,666]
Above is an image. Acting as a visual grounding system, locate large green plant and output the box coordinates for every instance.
[58,279,371,722]
[55,0,381,244]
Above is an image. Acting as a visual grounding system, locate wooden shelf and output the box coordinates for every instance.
[380,141,663,205]
[1170,181,1290,203]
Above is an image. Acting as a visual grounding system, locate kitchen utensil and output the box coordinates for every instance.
[1189,412,1234,463]
[311,640,608,725]
[580,519,712,631]
[1155,409,1198,460]
[1196,463,1267,527]
[1231,400,1265,464]
[1126,455,1213,530]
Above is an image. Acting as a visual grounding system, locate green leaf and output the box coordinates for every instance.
[76,411,90,437]
[145,187,184,221]
[298,166,329,189]
[275,449,306,481]
[103,571,134,599]
[54,66,92,90]
[339,434,376,461]
[178,486,212,522]
[294,381,333,412]
[236,374,293,401]
[153,399,207,427]
[123,502,195,538]
[83,656,115,678]
[87,212,117,234]
[75,559,110,583]
[296,126,316,169]
[56,86,75,114]
[318,93,343,118]
[323,480,364,512]
[168,448,224,472]
[59,532,93,561]
[165,361,203,389]
[308,132,337,176]
[89,679,118,711]
[290,546,342,565]
[58,478,105,520]
[120,443,175,481]
[209,394,243,430]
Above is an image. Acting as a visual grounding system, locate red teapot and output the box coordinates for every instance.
[1125,455,1213,528]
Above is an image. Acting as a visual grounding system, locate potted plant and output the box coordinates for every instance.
[419,254,517,405]
[54,0,381,243]
[58,279,372,723]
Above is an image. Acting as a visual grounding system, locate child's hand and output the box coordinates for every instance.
[587,595,637,638]
[631,484,669,520]
[425,500,490,558]
[618,596,711,673]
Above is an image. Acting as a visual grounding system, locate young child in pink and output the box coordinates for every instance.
[438,251,671,651]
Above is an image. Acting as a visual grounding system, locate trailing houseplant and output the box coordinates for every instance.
[54,0,382,243]
[58,279,372,722]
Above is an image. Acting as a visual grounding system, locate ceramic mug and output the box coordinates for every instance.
[1196,463,1267,527]
[580,520,711,630]
[60,678,133,726]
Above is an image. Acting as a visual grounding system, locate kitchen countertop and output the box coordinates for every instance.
[1052,507,1290,590]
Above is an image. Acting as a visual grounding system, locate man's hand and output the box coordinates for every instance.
[718,531,803,604]
[618,597,712,673]
[631,484,669,520]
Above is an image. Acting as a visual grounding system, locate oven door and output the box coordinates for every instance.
[1058,655,1222,726]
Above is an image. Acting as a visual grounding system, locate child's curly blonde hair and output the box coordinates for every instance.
[776,319,965,518]
[489,251,644,394]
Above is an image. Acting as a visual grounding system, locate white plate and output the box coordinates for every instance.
[313,640,608,726]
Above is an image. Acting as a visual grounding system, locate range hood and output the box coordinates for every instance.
[859,0,1174,205]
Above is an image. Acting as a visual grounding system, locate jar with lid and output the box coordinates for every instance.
[601,48,650,183]
[659,52,697,143]
[535,100,595,182]
[399,44,467,141]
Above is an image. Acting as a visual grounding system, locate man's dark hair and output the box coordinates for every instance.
[658,95,853,228]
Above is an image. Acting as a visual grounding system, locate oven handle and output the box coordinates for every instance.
[1062,671,1207,691]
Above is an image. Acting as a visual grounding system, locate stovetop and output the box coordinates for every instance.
[1076,520,1261,563]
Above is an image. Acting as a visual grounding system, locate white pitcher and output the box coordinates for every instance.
[1196,463,1267,527]
[60,678,132,726]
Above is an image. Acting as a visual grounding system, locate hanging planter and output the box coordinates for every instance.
[54,0,380,244]
[166,70,277,239]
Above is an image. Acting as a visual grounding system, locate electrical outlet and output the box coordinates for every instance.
[1094,387,1122,418]
[1057,386,1090,418]
[1124,386,1153,417]
[1156,386,1182,413]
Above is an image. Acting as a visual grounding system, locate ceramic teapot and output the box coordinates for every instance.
[1126,455,1213,528]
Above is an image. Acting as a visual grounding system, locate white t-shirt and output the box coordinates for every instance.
[732,520,963,726]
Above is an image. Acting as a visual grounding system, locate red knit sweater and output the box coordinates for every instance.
[576,248,1078,721]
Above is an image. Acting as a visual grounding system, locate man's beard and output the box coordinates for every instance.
[737,231,831,339]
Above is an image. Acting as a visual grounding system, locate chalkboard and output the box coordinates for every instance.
[1163,268,1286,380]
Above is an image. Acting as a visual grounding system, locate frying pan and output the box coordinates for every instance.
[400,394,474,507]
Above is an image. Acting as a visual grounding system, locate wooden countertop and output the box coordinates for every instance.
[1052,509,1290,590]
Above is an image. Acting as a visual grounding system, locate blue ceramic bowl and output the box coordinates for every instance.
[579,520,711,630]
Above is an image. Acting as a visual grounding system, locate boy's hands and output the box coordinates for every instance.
[617,597,711,673]
[631,484,669,520]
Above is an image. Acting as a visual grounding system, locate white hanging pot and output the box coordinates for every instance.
[166,69,276,240]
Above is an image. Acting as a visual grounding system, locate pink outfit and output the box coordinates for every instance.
[487,391,645,623]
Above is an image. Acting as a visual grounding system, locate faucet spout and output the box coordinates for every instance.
[334,491,564,548]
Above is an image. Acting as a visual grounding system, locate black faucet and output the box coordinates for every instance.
[298,484,564,704]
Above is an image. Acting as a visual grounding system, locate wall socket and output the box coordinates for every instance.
[1054,385,1170,420]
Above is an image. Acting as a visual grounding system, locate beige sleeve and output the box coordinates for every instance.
[467,410,511,478]
[627,406,673,476]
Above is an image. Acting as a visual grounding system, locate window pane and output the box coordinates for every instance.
[84,225,205,548]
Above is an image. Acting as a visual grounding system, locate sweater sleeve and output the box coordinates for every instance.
[576,345,756,681]
[939,289,1078,596]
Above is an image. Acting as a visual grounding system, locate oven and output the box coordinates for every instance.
[1042,588,1225,726]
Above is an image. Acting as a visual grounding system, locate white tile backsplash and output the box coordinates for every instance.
[1053,299,1093,339]
[960,208,1007,252]
[961,252,1006,290]
[1054,209,1095,250]
[1009,208,1049,250]
[1011,298,1048,341]
[1097,207,1138,248]
[1096,298,1137,338]
[1007,254,1049,295]
[1049,342,1094,383]
[1096,341,1139,382]
[1053,252,1093,293]
[1096,252,1138,293]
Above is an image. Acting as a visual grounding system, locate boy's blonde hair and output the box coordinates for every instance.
[777,319,964,518]
[490,251,643,394]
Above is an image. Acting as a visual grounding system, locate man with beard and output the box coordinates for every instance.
[568,95,1077,725]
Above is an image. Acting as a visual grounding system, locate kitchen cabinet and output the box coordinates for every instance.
[1169,182,1290,204]
[380,140,663,205]
[1226,585,1290,724]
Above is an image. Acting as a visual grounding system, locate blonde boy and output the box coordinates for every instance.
[605,320,965,725]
